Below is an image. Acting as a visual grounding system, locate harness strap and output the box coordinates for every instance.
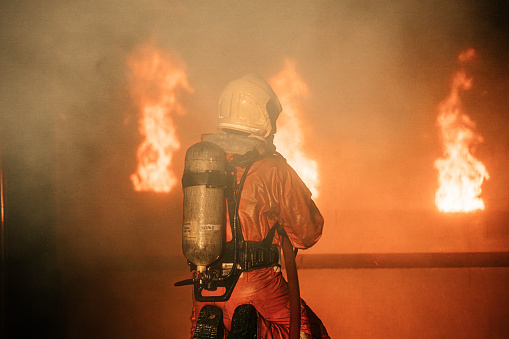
[226,153,286,273]
[262,222,283,246]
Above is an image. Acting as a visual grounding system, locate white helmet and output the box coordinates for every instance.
[218,74,282,139]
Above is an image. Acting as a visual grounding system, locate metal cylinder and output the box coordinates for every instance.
[182,141,226,272]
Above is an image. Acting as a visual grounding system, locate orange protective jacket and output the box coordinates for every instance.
[190,154,329,338]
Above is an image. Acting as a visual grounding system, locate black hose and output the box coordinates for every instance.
[281,235,300,339]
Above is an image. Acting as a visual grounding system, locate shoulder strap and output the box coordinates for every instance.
[225,158,255,243]
[226,149,277,242]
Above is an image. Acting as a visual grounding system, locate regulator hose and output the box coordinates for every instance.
[281,234,300,339]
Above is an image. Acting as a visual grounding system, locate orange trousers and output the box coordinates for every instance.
[190,267,329,338]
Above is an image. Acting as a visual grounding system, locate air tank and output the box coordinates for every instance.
[182,141,226,273]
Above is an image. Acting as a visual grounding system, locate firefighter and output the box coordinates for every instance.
[189,74,329,339]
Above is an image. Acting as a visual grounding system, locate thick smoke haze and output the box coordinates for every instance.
[2,0,509,255]
[1,0,508,257]
[1,1,509,337]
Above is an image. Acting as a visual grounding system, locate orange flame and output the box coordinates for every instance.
[270,60,320,197]
[128,45,193,192]
[434,48,489,212]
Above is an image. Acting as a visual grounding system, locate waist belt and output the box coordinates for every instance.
[242,220,284,271]
[241,241,280,272]
[209,238,280,279]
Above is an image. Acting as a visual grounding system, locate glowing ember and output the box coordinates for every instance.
[270,60,320,198]
[434,48,489,213]
[128,45,193,192]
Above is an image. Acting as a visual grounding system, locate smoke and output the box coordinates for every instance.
[1,0,508,262]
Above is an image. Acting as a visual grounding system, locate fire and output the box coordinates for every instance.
[270,60,320,198]
[434,48,489,213]
[128,45,193,192]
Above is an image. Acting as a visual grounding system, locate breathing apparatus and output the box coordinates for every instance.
[174,140,283,302]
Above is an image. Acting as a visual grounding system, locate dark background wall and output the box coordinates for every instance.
[1,1,508,338]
